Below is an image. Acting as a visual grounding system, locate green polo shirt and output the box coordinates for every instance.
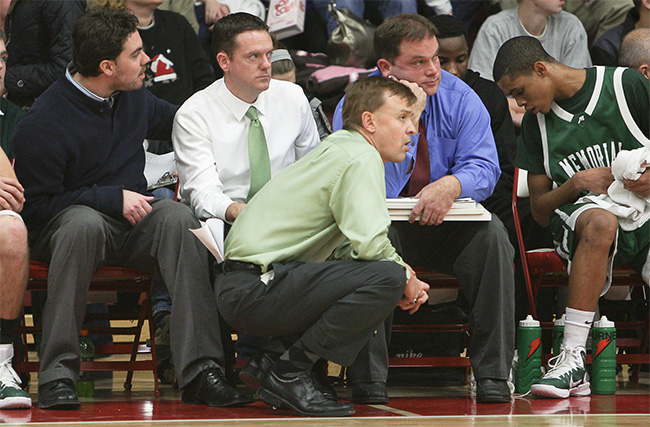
[225,129,408,282]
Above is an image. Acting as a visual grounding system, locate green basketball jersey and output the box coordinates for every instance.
[517,67,650,188]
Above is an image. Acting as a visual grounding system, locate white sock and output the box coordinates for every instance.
[562,307,594,350]
[0,343,13,362]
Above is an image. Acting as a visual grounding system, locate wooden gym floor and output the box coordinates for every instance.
[2,361,648,427]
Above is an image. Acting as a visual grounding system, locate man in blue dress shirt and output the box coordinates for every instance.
[333,13,515,404]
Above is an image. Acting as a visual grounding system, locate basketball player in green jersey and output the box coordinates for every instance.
[493,36,650,399]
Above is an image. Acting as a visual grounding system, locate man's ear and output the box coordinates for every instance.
[361,111,376,133]
[533,61,548,78]
[216,52,230,72]
[98,59,115,77]
[639,64,650,80]
[377,59,392,77]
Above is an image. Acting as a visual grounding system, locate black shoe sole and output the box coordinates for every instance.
[476,395,512,404]
[38,399,81,410]
[180,392,255,407]
[350,396,389,405]
[258,386,355,417]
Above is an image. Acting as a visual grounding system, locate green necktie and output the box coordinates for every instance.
[245,106,271,201]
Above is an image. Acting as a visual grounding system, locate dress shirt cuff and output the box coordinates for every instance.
[402,262,411,283]
[213,198,236,224]
[453,172,473,200]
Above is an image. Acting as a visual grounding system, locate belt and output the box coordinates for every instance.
[222,260,262,274]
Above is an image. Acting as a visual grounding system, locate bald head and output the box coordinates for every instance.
[619,28,650,79]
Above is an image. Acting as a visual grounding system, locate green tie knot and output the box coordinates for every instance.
[246,106,259,121]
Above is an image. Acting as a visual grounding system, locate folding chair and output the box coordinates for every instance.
[15,261,160,395]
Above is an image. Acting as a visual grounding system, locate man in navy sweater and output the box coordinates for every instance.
[12,9,252,410]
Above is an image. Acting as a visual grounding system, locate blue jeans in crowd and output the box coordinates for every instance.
[311,0,417,35]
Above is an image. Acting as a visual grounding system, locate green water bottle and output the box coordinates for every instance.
[77,330,95,397]
[552,314,565,357]
[516,315,542,394]
[592,316,617,395]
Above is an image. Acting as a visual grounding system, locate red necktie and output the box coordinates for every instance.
[406,119,430,196]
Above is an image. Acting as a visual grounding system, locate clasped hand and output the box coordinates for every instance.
[623,167,650,198]
[0,176,25,212]
[577,166,649,198]
[399,265,429,314]
[575,167,614,194]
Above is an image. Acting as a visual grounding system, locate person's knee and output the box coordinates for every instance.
[0,216,28,262]
[482,217,515,258]
[51,206,107,247]
[486,215,509,239]
[151,199,199,228]
[380,261,408,298]
[577,210,618,249]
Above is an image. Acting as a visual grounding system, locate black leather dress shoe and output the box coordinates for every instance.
[240,354,338,401]
[239,352,275,392]
[476,378,511,403]
[258,370,355,417]
[182,366,255,407]
[350,381,388,404]
[38,379,81,410]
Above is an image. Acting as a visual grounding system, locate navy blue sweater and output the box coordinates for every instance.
[13,74,178,238]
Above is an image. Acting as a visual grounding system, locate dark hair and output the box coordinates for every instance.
[211,12,270,57]
[493,36,557,83]
[374,13,438,64]
[429,14,466,40]
[0,29,5,44]
[72,9,139,77]
[342,76,417,131]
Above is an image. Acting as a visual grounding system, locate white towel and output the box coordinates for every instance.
[581,147,650,231]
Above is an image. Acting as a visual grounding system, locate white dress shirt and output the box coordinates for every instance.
[173,78,320,220]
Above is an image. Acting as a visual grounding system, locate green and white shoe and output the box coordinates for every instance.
[531,346,590,399]
[0,357,31,409]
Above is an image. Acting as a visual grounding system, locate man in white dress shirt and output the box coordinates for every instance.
[172,11,320,384]
[172,12,320,224]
